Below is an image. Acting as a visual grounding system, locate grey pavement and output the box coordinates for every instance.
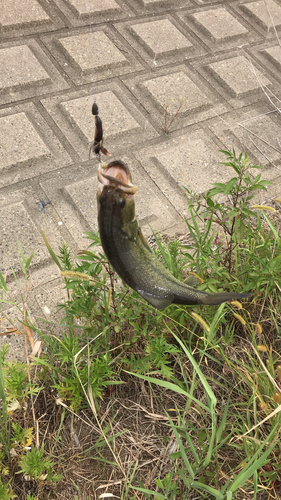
[1,0,281,359]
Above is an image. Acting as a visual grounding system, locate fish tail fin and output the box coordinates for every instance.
[201,292,251,306]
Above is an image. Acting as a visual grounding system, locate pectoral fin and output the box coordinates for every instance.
[137,290,174,309]
[184,275,198,287]
[138,228,153,253]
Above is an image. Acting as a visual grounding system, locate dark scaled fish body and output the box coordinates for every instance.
[97,161,251,310]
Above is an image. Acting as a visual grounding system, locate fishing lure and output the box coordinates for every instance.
[89,102,111,159]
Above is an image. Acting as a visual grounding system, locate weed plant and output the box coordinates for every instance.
[0,150,280,499]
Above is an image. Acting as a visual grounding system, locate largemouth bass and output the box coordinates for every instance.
[97,161,251,309]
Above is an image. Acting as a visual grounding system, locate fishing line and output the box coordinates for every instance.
[85,0,112,171]
[84,0,101,166]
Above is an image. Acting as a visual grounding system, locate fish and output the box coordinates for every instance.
[90,102,111,158]
[97,161,251,310]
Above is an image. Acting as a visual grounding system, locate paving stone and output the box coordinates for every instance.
[115,16,205,67]
[0,203,55,274]
[0,0,49,26]
[143,71,211,113]
[134,128,233,216]
[61,91,139,142]
[0,103,72,188]
[178,6,259,53]
[0,45,50,92]
[0,0,65,38]
[41,27,142,84]
[241,0,281,34]
[0,40,68,105]
[208,55,271,97]
[208,105,281,170]
[132,18,191,59]
[193,53,275,108]
[247,41,281,85]
[41,82,158,161]
[0,113,49,171]
[67,0,121,14]
[264,45,281,67]
[59,31,127,73]
[124,66,228,132]
[52,0,133,26]
[40,167,100,248]
[0,186,63,276]
[193,7,248,40]
[194,0,232,3]
[125,0,192,14]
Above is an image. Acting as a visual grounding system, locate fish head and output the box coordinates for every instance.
[97,160,138,226]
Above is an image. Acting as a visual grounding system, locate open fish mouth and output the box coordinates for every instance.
[98,160,138,194]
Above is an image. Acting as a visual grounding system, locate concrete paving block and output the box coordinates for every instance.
[208,55,271,97]
[59,31,127,72]
[0,103,72,188]
[66,0,122,15]
[264,45,281,68]
[134,128,233,216]
[0,45,50,91]
[40,165,100,248]
[125,0,192,14]
[248,42,281,85]
[115,15,206,68]
[193,0,232,3]
[1,0,49,26]
[193,52,276,109]
[178,6,259,53]
[0,185,63,276]
[208,104,281,170]
[0,113,49,170]
[241,0,281,34]
[0,40,69,105]
[132,18,192,58]
[61,91,139,141]
[41,82,158,160]
[143,71,211,113]
[192,7,248,40]
[124,65,228,132]
[0,0,66,39]
[52,0,133,26]
[41,26,143,85]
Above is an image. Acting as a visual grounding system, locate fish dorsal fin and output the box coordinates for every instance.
[184,275,198,287]
[137,290,173,309]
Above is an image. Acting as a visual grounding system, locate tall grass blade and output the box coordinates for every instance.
[0,271,8,292]
[166,413,195,479]
[41,229,63,270]
[0,353,9,457]
[124,371,210,413]
[228,421,279,494]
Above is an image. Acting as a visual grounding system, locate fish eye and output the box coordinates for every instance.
[99,195,105,205]
[118,198,126,209]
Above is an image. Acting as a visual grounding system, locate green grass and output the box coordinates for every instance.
[0,150,280,499]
